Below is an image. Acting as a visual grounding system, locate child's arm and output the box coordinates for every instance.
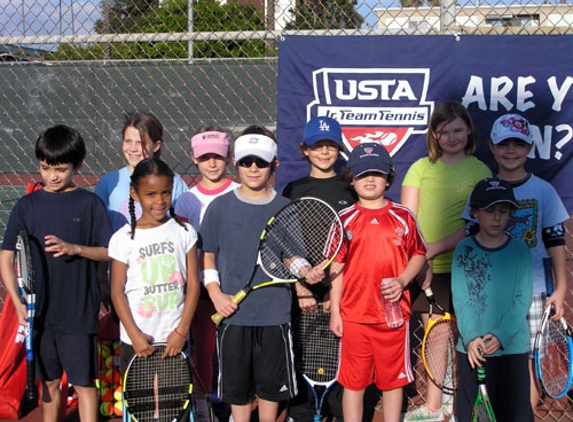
[547,244,567,319]
[425,227,466,260]
[203,251,239,318]
[329,262,345,338]
[164,245,200,357]
[44,235,111,262]
[110,259,154,357]
[0,249,27,326]
[294,282,318,313]
[400,185,419,215]
[382,254,427,303]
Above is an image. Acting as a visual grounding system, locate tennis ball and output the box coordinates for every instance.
[104,355,113,369]
[100,401,113,417]
[99,343,111,358]
[114,385,123,402]
[100,387,113,403]
[101,369,113,384]
[113,400,123,416]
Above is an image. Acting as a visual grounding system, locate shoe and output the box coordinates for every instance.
[195,398,211,422]
[404,404,445,422]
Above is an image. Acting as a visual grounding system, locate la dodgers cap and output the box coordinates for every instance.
[302,116,343,147]
[191,131,230,158]
[234,134,277,162]
[470,177,519,210]
[348,142,393,178]
[490,113,533,145]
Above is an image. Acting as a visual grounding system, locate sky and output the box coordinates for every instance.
[0,0,101,37]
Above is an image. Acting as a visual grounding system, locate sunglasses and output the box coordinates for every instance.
[237,157,272,168]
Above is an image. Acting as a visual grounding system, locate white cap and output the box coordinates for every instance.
[234,134,277,162]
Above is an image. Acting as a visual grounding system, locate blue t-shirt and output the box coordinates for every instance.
[2,188,113,334]
[452,236,532,356]
[200,189,292,326]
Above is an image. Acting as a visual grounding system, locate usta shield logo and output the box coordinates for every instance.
[307,68,434,158]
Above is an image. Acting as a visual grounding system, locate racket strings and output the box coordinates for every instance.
[124,347,191,422]
[260,200,343,279]
[539,320,571,396]
[293,305,340,384]
[422,317,458,392]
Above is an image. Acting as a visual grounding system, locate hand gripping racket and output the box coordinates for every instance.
[292,303,340,422]
[16,230,38,408]
[211,197,344,325]
[534,257,573,399]
[421,287,458,394]
[123,344,193,422]
[471,364,496,422]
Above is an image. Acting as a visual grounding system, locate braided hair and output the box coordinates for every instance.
[128,158,187,239]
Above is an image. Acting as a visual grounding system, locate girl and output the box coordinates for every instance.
[95,112,188,232]
[109,158,200,372]
[174,125,239,422]
[402,100,491,422]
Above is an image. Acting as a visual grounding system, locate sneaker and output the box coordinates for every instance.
[195,398,211,422]
[404,404,445,422]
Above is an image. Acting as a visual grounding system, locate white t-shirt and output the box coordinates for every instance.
[108,219,197,344]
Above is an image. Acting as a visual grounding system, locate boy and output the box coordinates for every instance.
[453,177,533,421]
[174,127,239,422]
[0,125,112,422]
[329,143,427,422]
[200,126,323,422]
[463,113,569,410]
[283,116,356,422]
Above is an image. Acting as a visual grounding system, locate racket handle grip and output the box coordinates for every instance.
[211,290,248,325]
[423,287,434,298]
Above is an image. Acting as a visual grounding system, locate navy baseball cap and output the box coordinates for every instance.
[470,178,519,210]
[348,143,393,178]
[302,117,343,147]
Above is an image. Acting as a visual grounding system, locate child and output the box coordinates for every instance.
[109,158,200,371]
[329,142,427,422]
[402,100,491,421]
[452,177,533,421]
[200,125,323,422]
[0,125,113,422]
[464,113,569,411]
[95,112,188,232]
[174,126,239,421]
[283,116,357,422]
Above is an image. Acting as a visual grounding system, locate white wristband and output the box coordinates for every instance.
[289,258,311,278]
[202,269,220,286]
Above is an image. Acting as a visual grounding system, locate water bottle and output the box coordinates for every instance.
[381,278,403,329]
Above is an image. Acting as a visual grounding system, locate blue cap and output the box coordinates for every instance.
[302,117,343,147]
[348,143,393,177]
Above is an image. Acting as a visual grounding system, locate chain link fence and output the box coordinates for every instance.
[0,0,572,420]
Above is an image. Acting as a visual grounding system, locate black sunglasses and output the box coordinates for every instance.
[237,157,272,168]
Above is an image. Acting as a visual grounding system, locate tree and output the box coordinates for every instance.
[285,0,364,30]
[47,0,267,60]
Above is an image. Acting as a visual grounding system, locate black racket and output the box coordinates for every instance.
[421,287,458,394]
[211,197,344,325]
[123,344,193,422]
[292,303,340,422]
[16,230,38,408]
[534,257,573,399]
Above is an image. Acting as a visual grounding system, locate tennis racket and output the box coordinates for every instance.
[534,257,573,399]
[471,365,496,422]
[211,197,344,325]
[292,303,340,422]
[421,287,458,394]
[16,230,38,408]
[123,344,193,422]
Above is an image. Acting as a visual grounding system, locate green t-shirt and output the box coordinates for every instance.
[402,156,491,273]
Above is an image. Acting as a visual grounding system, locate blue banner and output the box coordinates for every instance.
[276,35,573,213]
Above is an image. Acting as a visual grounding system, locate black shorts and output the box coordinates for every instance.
[216,323,297,405]
[35,328,98,387]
